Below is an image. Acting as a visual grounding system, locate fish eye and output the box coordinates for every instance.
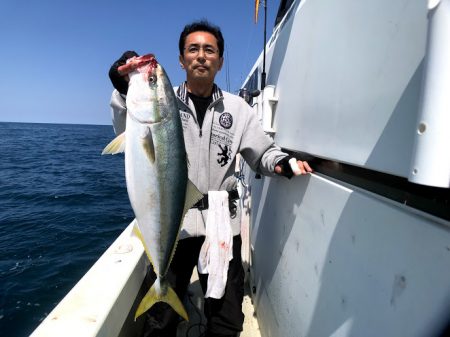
[149,75,157,84]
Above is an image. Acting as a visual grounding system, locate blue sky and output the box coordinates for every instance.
[0,0,278,125]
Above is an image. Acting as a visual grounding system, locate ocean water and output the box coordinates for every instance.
[0,122,134,337]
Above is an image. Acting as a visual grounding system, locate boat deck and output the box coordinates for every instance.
[29,222,260,337]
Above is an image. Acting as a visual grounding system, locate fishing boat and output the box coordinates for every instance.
[30,0,450,336]
[239,0,450,336]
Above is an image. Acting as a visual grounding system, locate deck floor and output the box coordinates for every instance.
[176,270,261,337]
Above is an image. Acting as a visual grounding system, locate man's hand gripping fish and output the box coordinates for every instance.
[102,54,202,321]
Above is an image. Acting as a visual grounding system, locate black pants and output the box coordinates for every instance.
[143,235,245,337]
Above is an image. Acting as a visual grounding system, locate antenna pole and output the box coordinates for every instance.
[261,0,267,90]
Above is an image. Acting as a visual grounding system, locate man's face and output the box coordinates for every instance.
[179,31,223,85]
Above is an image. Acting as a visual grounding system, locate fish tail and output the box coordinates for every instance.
[134,278,189,321]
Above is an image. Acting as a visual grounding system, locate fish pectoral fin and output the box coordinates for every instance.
[142,126,155,163]
[101,132,126,155]
[182,179,204,216]
[135,283,189,322]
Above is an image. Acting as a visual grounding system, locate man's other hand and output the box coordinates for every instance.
[108,51,139,95]
[275,156,313,178]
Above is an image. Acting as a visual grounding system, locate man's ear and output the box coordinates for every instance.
[179,55,185,69]
[218,57,224,71]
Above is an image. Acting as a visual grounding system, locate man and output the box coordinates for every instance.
[109,20,311,337]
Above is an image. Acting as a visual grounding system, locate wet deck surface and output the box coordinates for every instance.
[176,270,261,337]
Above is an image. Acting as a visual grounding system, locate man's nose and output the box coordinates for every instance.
[197,48,206,60]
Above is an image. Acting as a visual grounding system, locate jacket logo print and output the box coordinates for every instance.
[180,112,191,120]
[217,144,231,167]
[219,112,233,129]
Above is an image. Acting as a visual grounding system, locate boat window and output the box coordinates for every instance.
[244,70,259,93]
[275,0,296,26]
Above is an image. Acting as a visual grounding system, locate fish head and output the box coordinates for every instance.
[127,54,158,90]
[126,55,176,124]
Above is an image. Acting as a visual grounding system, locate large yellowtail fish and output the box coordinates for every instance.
[102,54,202,320]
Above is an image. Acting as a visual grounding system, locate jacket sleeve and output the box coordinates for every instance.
[110,90,127,135]
[239,103,288,176]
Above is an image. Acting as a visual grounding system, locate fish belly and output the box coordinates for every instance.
[125,114,187,277]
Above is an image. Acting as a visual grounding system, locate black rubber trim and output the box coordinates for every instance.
[286,150,450,221]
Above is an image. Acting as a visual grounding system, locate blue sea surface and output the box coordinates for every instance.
[0,122,134,336]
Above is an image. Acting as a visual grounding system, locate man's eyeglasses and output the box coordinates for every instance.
[184,45,219,58]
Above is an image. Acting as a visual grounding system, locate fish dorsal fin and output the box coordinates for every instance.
[182,179,203,217]
[162,180,203,277]
[133,181,202,268]
[102,132,126,155]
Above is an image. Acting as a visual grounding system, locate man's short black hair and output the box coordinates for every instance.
[179,20,224,58]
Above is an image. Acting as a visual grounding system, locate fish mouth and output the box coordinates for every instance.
[138,55,158,83]
[118,53,157,76]
[133,54,159,83]
[137,54,157,68]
